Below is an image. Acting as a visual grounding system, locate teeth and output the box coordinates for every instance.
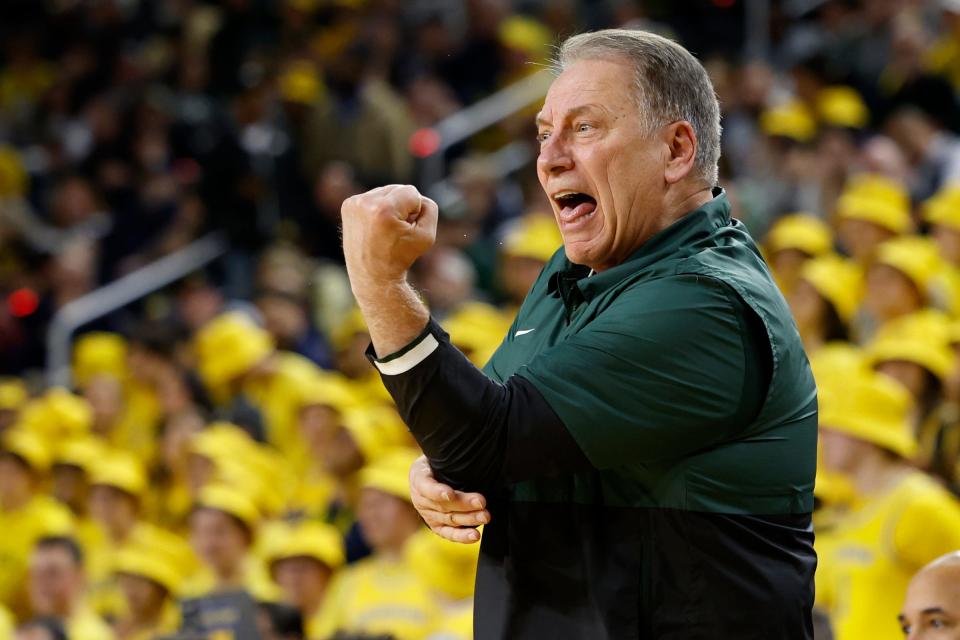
[554,191,581,201]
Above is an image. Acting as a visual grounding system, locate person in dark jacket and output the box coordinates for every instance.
[341,29,818,640]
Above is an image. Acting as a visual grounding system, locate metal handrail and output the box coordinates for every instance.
[46,232,229,388]
[418,69,553,188]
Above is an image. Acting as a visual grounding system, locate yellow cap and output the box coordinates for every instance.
[800,254,864,322]
[18,388,94,442]
[502,215,563,263]
[195,312,274,388]
[278,60,323,105]
[0,378,28,411]
[872,235,945,296]
[341,407,409,464]
[359,447,420,502]
[867,310,954,381]
[836,174,911,234]
[299,373,363,413]
[265,521,345,572]
[923,184,960,231]
[809,342,867,389]
[765,213,833,257]
[497,16,551,62]
[404,527,479,600]
[195,483,260,530]
[89,450,147,498]
[54,435,106,471]
[817,86,869,129]
[760,100,817,142]
[441,302,511,364]
[819,369,916,458]
[72,332,127,387]
[114,545,183,595]
[189,422,254,462]
[331,307,368,352]
[1,428,51,472]
[0,145,27,197]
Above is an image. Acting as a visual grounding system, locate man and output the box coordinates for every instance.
[27,536,111,640]
[897,551,960,640]
[900,552,960,639]
[341,29,818,638]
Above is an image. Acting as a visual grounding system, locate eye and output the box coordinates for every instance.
[576,122,594,133]
[930,618,947,628]
[536,130,551,143]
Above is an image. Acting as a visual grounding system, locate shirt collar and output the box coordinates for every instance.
[547,188,731,307]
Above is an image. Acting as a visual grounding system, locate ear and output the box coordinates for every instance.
[663,121,698,185]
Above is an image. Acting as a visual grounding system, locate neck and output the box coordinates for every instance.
[215,562,246,586]
[850,450,908,496]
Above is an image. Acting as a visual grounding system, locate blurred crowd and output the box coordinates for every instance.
[4,0,960,639]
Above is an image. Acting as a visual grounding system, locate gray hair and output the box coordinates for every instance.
[553,29,722,186]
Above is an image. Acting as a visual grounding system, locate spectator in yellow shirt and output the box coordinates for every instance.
[816,369,960,640]
[0,429,73,613]
[112,544,184,640]
[315,449,439,640]
[899,551,960,639]
[27,536,111,640]
[265,520,345,638]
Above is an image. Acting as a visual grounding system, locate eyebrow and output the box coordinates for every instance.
[535,104,606,128]
[923,607,948,615]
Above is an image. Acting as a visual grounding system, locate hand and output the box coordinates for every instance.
[341,184,438,292]
[409,455,490,544]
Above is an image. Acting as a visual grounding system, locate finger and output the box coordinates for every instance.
[415,488,487,513]
[433,525,482,544]
[387,185,423,221]
[420,507,490,528]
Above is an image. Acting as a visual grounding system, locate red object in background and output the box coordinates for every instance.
[409,128,442,158]
[712,0,735,7]
[8,288,39,318]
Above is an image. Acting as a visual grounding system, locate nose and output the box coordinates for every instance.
[537,133,574,176]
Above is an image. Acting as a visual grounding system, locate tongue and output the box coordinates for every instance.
[561,200,597,222]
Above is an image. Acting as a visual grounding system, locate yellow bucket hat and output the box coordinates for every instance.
[0,377,28,411]
[89,450,147,498]
[799,254,864,322]
[54,435,106,472]
[502,215,563,263]
[0,145,28,197]
[817,86,869,129]
[497,15,552,62]
[114,545,183,595]
[340,407,408,464]
[358,448,420,502]
[72,332,127,387]
[299,373,363,413]
[923,184,960,231]
[872,235,945,297]
[765,213,833,257]
[442,302,511,359]
[819,369,916,458]
[867,310,954,381]
[194,483,261,530]
[331,307,368,352]
[809,342,867,389]
[760,100,817,142]
[265,521,345,573]
[836,174,911,234]
[278,60,323,105]
[1,428,51,473]
[404,527,480,601]
[195,312,274,388]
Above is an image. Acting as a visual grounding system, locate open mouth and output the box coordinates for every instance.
[553,191,598,223]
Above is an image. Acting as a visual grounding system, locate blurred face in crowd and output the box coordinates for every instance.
[357,488,422,554]
[770,248,810,296]
[83,374,123,437]
[118,573,167,620]
[865,264,923,323]
[299,404,341,459]
[933,225,960,266]
[901,555,960,639]
[28,546,83,617]
[335,333,375,380]
[876,361,933,405]
[273,556,331,613]
[88,485,138,541]
[500,255,547,305]
[161,411,205,476]
[256,293,308,345]
[51,463,87,515]
[190,508,250,578]
[187,453,217,496]
[819,427,874,474]
[0,453,34,510]
[788,280,829,342]
[536,58,697,272]
[838,219,895,264]
[322,428,364,478]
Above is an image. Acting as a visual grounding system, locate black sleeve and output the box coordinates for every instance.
[366,318,592,492]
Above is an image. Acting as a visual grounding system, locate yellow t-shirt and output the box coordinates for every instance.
[112,380,161,465]
[427,601,473,640]
[816,470,960,640]
[313,554,440,640]
[67,606,113,640]
[0,605,13,638]
[0,495,74,610]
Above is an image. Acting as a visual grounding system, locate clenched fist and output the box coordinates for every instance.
[341,184,438,290]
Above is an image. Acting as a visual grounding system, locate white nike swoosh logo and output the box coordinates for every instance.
[515,328,536,337]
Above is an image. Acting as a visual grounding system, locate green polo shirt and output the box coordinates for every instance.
[484,190,817,514]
